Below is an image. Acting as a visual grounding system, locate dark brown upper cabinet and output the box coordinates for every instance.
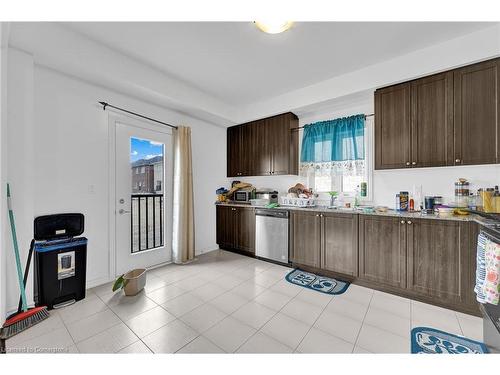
[227,126,243,177]
[227,112,299,177]
[410,71,454,168]
[375,83,411,169]
[375,57,500,170]
[453,59,500,166]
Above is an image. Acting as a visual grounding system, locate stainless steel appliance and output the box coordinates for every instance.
[233,188,255,203]
[473,211,500,353]
[255,190,279,204]
[255,209,289,264]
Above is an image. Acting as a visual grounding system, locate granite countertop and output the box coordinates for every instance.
[215,202,484,223]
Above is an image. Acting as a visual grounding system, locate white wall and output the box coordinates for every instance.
[0,23,9,323]
[5,48,36,313]
[3,49,227,315]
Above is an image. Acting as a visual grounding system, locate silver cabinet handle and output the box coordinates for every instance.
[411,161,417,165]
[407,220,412,225]
[316,214,320,217]
[400,220,405,224]
[119,209,131,214]
[405,162,410,166]
[455,159,461,163]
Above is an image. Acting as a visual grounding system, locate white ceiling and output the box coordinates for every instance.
[63,22,493,106]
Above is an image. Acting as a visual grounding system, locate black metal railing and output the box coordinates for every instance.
[131,194,164,253]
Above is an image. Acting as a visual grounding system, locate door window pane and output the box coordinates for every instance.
[130,137,164,253]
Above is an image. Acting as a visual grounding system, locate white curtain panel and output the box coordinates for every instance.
[172,126,195,263]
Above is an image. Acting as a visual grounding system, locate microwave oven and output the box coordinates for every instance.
[233,189,255,203]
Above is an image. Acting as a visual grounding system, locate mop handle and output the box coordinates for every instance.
[7,183,28,312]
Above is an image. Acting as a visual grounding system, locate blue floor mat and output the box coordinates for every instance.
[411,327,489,354]
[285,269,349,295]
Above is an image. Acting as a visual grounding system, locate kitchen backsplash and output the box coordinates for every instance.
[231,164,500,208]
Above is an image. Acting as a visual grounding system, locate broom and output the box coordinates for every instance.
[1,183,49,342]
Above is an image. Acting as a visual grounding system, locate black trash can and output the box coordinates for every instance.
[33,213,87,309]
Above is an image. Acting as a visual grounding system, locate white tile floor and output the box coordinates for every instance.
[5,249,483,353]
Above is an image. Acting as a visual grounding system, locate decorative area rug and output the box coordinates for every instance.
[411,327,489,354]
[285,269,349,295]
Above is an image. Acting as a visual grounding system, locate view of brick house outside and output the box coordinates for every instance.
[130,138,164,252]
[131,155,163,194]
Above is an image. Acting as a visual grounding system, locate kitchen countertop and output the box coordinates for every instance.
[215,201,489,224]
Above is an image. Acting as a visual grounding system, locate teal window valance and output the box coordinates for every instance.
[300,114,365,163]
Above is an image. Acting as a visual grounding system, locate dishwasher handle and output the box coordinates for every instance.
[255,209,289,218]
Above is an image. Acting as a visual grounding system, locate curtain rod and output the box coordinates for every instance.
[98,101,178,129]
[291,113,374,131]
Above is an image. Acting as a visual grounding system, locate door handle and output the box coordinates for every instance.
[119,209,131,214]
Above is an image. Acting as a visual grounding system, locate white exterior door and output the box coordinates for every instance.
[115,120,173,275]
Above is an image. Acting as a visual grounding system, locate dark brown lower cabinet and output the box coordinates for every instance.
[290,211,358,277]
[216,205,234,249]
[322,212,359,277]
[236,206,255,253]
[290,211,321,268]
[358,215,407,289]
[216,206,255,254]
[358,215,477,314]
[407,219,470,305]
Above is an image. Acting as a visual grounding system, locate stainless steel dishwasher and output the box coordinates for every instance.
[255,209,289,264]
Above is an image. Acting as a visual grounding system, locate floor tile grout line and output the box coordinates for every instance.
[454,312,466,337]
[350,290,374,352]
[289,292,337,353]
[56,309,78,351]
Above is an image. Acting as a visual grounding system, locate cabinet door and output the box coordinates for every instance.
[454,59,500,165]
[235,207,255,253]
[239,122,255,176]
[410,72,454,167]
[267,113,298,175]
[216,206,235,248]
[290,211,321,268]
[359,215,407,288]
[252,120,272,176]
[322,213,358,277]
[227,126,242,177]
[375,83,411,169]
[407,219,470,304]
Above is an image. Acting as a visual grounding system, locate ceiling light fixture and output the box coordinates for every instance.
[254,21,294,34]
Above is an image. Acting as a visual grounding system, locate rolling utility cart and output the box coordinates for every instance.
[33,213,87,309]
